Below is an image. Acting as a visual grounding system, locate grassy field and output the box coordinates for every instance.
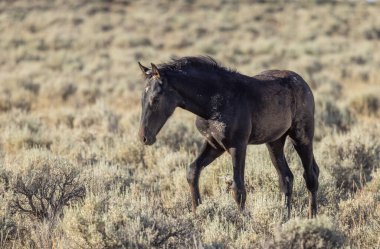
[0,0,380,248]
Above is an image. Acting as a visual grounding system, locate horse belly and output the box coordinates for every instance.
[248,109,292,144]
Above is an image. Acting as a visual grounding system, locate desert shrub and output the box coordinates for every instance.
[265,216,345,249]
[2,116,53,153]
[0,217,18,248]
[55,112,75,129]
[61,83,77,101]
[81,87,101,104]
[338,172,380,248]
[349,94,380,117]
[201,215,241,248]
[196,199,243,227]
[157,117,203,153]
[10,158,85,222]
[62,194,194,249]
[0,170,10,194]
[309,73,342,99]
[21,81,40,96]
[364,26,380,40]
[80,159,136,196]
[315,98,355,138]
[75,112,102,129]
[0,96,11,112]
[110,139,144,166]
[196,195,283,248]
[9,89,33,112]
[317,126,380,194]
[0,171,27,248]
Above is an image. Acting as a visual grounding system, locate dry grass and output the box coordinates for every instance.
[0,0,379,248]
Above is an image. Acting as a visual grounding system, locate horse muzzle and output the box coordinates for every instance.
[142,135,156,145]
[139,129,156,145]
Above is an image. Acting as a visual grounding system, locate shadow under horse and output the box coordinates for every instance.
[138,56,319,219]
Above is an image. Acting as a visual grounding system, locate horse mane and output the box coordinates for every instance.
[158,56,236,75]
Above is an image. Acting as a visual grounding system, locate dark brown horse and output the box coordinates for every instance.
[138,56,319,219]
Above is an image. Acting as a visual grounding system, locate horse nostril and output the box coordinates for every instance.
[143,136,147,143]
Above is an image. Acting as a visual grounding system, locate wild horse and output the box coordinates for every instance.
[138,56,319,219]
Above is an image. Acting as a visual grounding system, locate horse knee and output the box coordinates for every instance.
[285,173,294,192]
[279,171,293,194]
[186,163,198,185]
[288,173,294,185]
[186,164,195,185]
[313,160,320,177]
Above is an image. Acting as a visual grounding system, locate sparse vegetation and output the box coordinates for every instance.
[0,0,379,248]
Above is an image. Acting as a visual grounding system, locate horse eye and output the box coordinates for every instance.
[150,96,159,105]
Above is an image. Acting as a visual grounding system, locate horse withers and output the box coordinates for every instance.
[138,56,319,219]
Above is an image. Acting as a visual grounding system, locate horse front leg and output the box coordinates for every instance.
[229,144,247,211]
[186,141,224,213]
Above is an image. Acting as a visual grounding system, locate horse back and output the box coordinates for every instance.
[245,70,314,144]
[252,69,314,114]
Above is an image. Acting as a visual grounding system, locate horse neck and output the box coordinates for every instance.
[167,71,222,119]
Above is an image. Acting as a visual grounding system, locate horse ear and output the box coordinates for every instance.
[138,62,150,77]
[151,63,161,78]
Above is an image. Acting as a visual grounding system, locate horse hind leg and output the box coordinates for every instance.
[289,127,319,218]
[266,135,294,220]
